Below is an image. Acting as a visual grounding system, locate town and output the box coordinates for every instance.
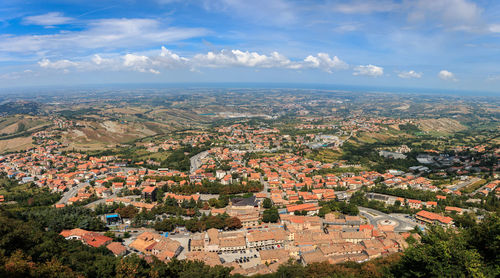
[0,98,498,276]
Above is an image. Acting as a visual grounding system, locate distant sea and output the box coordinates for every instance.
[0,82,498,97]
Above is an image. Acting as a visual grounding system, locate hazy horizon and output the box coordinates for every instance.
[0,0,499,94]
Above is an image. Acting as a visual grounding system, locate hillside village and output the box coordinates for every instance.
[0,116,498,275]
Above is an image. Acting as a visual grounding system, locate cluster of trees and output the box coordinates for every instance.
[160,145,208,171]
[369,185,500,213]
[318,199,360,217]
[170,180,263,195]
[19,206,107,232]
[1,197,499,277]
[154,213,242,233]
[391,214,500,277]
[0,176,61,207]
[0,208,234,277]
[341,142,418,172]
[262,207,279,223]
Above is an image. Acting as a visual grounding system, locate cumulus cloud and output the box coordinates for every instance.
[398,70,422,79]
[192,50,293,68]
[36,47,351,75]
[303,53,348,72]
[23,12,73,26]
[438,70,458,81]
[353,64,383,77]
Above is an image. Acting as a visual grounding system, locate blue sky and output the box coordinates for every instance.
[0,0,499,93]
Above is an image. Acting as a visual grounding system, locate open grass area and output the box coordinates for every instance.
[461,179,487,194]
[305,148,343,162]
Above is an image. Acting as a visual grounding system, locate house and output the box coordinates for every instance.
[130,232,182,261]
[81,233,113,248]
[425,201,437,208]
[59,228,91,240]
[406,199,422,209]
[300,250,328,265]
[415,210,453,226]
[142,186,157,201]
[147,238,182,261]
[259,249,289,264]
[106,242,127,256]
[286,203,320,215]
[204,228,220,252]
[280,215,322,231]
[445,206,463,215]
[218,232,247,252]
[246,229,287,248]
[185,251,222,266]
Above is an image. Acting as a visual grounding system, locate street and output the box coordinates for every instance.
[358,206,422,232]
[56,182,89,205]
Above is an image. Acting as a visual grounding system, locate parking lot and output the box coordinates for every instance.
[219,249,259,265]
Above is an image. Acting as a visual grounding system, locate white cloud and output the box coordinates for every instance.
[0,18,207,58]
[438,70,458,81]
[92,55,103,65]
[303,53,348,73]
[38,58,78,69]
[192,49,293,68]
[398,70,422,79]
[488,24,500,33]
[123,54,151,73]
[23,12,73,26]
[35,47,351,75]
[353,64,383,77]
[407,0,481,25]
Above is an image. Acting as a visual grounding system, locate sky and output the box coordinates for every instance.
[0,0,499,93]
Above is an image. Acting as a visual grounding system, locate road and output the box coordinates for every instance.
[449,177,481,192]
[358,206,422,232]
[56,182,88,205]
[190,151,209,174]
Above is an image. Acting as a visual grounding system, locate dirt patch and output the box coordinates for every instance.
[418,118,467,134]
[0,123,18,135]
[0,136,33,153]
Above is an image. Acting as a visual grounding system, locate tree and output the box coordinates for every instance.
[318,206,331,218]
[262,208,280,223]
[391,225,487,277]
[224,217,242,230]
[342,203,359,216]
[262,198,272,209]
[154,219,175,232]
[115,205,139,219]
